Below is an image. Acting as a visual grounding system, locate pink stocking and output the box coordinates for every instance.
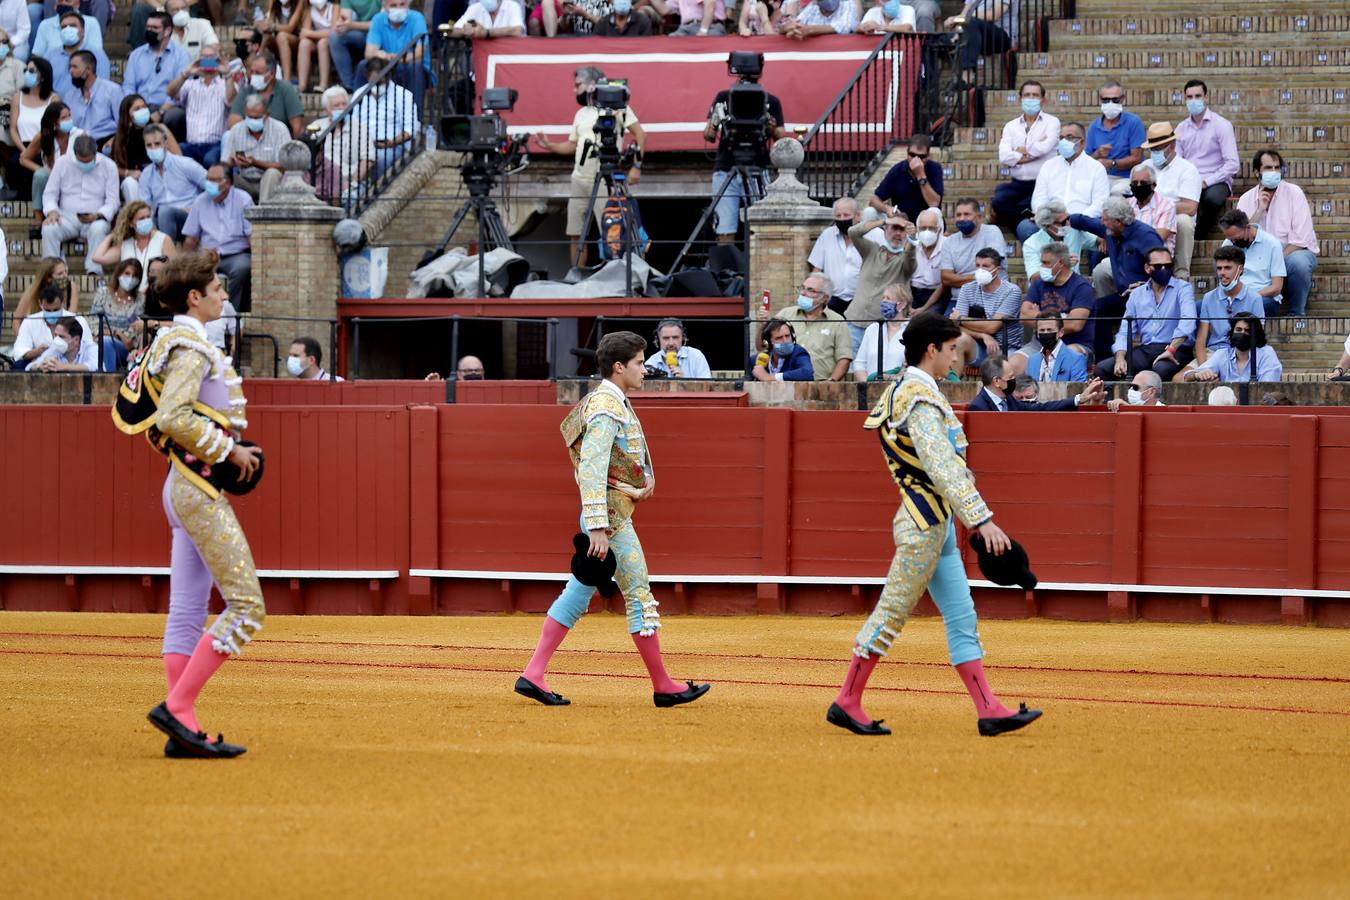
[165,634,229,734]
[163,653,190,692]
[955,659,1014,718]
[522,616,569,693]
[631,632,684,694]
[834,651,881,724]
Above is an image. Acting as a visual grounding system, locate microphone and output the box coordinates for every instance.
[664,351,678,370]
[755,352,769,368]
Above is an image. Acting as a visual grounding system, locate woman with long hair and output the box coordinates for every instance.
[91,200,177,293]
[106,93,152,203]
[6,56,52,197]
[13,256,80,321]
[90,258,145,370]
[261,0,307,82]
[19,100,79,231]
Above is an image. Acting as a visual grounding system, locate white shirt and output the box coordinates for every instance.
[807,226,862,301]
[306,368,344,381]
[851,320,907,378]
[1145,153,1202,204]
[859,5,915,29]
[644,345,711,379]
[912,233,945,290]
[0,0,31,52]
[170,17,220,62]
[998,112,1062,181]
[12,310,94,360]
[981,387,1009,411]
[31,333,98,370]
[1031,152,1109,218]
[455,0,525,32]
[204,299,236,351]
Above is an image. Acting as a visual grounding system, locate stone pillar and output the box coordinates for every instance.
[746,138,833,326]
[245,140,343,373]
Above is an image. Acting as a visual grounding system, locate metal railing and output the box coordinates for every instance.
[348,314,560,381]
[959,0,1073,93]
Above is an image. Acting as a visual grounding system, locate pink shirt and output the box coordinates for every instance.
[1174,109,1239,188]
[998,112,1061,181]
[675,0,726,23]
[1131,190,1177,251]
[1236,181,1319,255]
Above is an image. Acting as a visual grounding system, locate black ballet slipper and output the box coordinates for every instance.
[826,702,892,735]
[148,703,247,758]
[514,676,571,706]
[653,681,710,708]
[977,702,1043,737]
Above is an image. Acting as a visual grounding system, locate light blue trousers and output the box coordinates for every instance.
[548,518,661,636]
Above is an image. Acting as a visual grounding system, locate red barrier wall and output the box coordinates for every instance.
[2,404,1348,625]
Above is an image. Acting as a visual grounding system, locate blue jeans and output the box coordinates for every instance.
[847,322,867,358]
[710,169,766,236]
[329,29,368,91]
[156,205,190,241]
[25,4,41,55]
[180,141,221,169]
[1014,218,1039,243]
[100,335,127,372]
[1283,248,1317,316]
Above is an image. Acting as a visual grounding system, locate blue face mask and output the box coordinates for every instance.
[60,25,80,46]
[879,300,898,320]
[883,0,900,17]
[23,70,37,88]
[204,180,221,198]
[147,147,166,164]
[1260,171,1281,190]
[796,294,815,312]
[132,108,151,127]
[0,45,9,62]
[77,158,97,173]
[773,340,796,355]
[613,0,632,12]
[1038,265,1056,281]
[135,217,154,235]
[1149,149,1167,168]
[1057,138,1076,159]
[388,6,409,22]
[43,309,62,325]
[59,119,74,133]
[1185,97,1206,117]
[955,219,976,236]
[245,116,266,133]
[1021,97,1041,116]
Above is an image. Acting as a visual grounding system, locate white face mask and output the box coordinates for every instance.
[1126,387,1146,405]
[50,336,69,355]
[917,229,939,248]
[172,9,190,26]
[1100,101,1123,120]
[286,356,305,377]
[973,268,995,287]
[118,275,139,292]
[249,73,268,91]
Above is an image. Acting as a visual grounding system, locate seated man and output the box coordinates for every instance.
[1218,209,1285,318]
[1124,163,1176,254]
[31,1,102,60]
[1021,199,1093,287]
[29,314,97,371]
[858,0,918,35]
[645,317,712,379]
[1012,311,1089,382]
[651,0,727,35]
[808,198,862,311]
[451,0,527,38]
[331,0,382,92]
[782,0,860,38]
[1085,79,1145,193]
[165,43,231,166]
[939,197,1006,313]
[1139,122,1200,280]
[1020,121,1108,242]
[749,318,814,382]
[220,92,290,202]
[992,81,1060,233]
[227,52,303,137]
[352,57,418,179]
[165,0,219,63]
[310,86,375,206]
[181,164,252,310]
[138,123,206,240]
[1175,79,1238,238]
[287,336,343,380]
[365,0,431,103]
[909,207,947,314]
[870,133,943,224]
[1236,148,1319,316]
[1183,312,1281,384]
[1192,246,1265,369]
[771,271,853,381]
[1094,246,1195,383]
[1106,369,1164,411]
[1019,241,1094,359]
[61,48,119,144]
[9,285,93,371]
[950,247,1022,366]
[1011,375,1038,401]
[45,10,108,99]
[968,355,1103,411]
[122,11,191,109]
[1071,195,1164,362]
[41,132,117,274]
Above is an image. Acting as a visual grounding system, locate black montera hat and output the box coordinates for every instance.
[968,531,1038,590]
[571,532,618,598]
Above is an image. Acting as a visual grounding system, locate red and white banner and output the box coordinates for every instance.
[472,35,920,152]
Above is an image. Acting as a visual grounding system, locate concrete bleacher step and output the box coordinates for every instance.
[1020,48,1350,77]
[1051,13,1346,38]
[1072,0,1322,15]
[981,90,1350,126]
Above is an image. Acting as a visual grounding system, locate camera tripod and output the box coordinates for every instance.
[670,163,763,275]
[574,139,644,295]
[420,153,517,297]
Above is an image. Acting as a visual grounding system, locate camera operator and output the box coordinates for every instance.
[533,66,646,267]
[703,52,787,245]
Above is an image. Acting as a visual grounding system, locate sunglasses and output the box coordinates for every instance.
[907,152,928,160]
[1099,96,1124,103]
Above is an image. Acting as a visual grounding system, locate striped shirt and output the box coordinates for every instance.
[220,117,291,181]
[177,75,229,144]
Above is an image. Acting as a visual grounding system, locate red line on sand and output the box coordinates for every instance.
[3,648,1348,719]
[3,631,1348,685]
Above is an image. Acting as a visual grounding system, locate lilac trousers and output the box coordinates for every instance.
[161,472,215,657]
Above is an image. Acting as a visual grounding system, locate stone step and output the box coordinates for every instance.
[1072,0,1324,16]
[1051,13,1346,38]
[949,125,1350,156]
[1017,47,1350,75]
[982,88,1350,124]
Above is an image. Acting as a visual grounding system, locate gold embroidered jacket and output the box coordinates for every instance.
[560,386,651,533]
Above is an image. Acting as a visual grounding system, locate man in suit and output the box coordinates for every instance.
[968,356,1104,411]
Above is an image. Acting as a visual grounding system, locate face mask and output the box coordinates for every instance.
[70,75,87,90]
[50,336,69,355]
[1149,149,1167,168]
[245,116,266,133]
[460,373,484,380]
[135,218,154,235]
[917,229,938,248]
[834,219,851,236]
[77,158,96,173]
[54,276,69,290]
[1021,97,1041,116]
[172,10,191,26]
[885,240,907,254]
[144,30,162,47]
[575,90,589,106]
[1129,182,1154,204]
[1260,171,1281,190]
[388,6,409,23]
[286,356,305,377]
[1232,237,1252,250]
[1057,138,1076,159]
[1185,98,1206,117]
[0,46,9,62]
[613,0,632,11]
[1126,387,1145,406]
[43,310,62,325]
[796,294,815,312]
[480,0,499,11]
[118,275,139,292]
[199,57,219,71]
[59,119,73,133]
[973,268,994,287]
[1036,332,1057,351]
[773,340,795,355]
[250,74,268,91]
[955,219,976,236]
[23,70,37,88]
[204,180,221,198]
[1149,265,1172,286]
[132,108,151,127]
[879,300,898,321]
[147,146,166,164]
[1100,101,1122,120]
[883,0,900,17]
[1230,332,1252,352]
[1219,273,1238,290]
[60,26,80,46]
[1038,264,1056,281]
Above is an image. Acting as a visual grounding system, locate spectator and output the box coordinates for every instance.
[181,164,252,310]
[1123,162,1176,254]
[45,11,107,99]
[1236,148,1319,317]
[365,0,429,101]
[807,197,862,309]
[967,355,1102,411]
[596,1,653,36]
[991,80,1058,231]
[1218,208,1285,319]
[869,132,942,224]
[10,283,91,369]
[60,47,115,142]
[1174,79,1238,238]
[259,0,304,84]
[1183,312,1280,383]
[309,85,374,205]
[951,247,1021,366]
[1022,120,1108,242]
[228,51,304,137]
[644,318,712,378]
[1021,200,1093,286]
[20,99,74,232]
[1192,245,1264,367]
[296,0,343,93]
[1206,385,1238,406]
[0,2,30,62]
[782,0,860,38]
[10,57,54,163]
[1095,246,1195,383]
[90,200,177,291]
[12,256,76,323]
[532,65,644,267]
[846,213,915,354]
[939,197,1006,298]
[454,355,484,379]
[1085,79,1144,193]
[330,0,381,91]
[858,0,919,35]
[1071,195,1164,361]
[138,124,205,239]
[749,318,813,382]
[165,0,219,64]
[352,57,417,178]
[122,11,191,109]
[851,282,908,381]
[165,43,232,166]
[549,0,623,37]
[909,206,946,314]
[30,313,97,370]
[105,93,154,204]
[220,91,290,202]
[451,0,526,39]
[703,54,786,243]
[736,0,771,35]
[1012,311,1088,382]
[287,335,342,379]
[0,27,24,196]
[1020,239,1094,357]
[40,132,115,273]
[1011,374,1037,401]
[1139,122,1200,280]
[768,272,853,381]
[1326,333,1350,382]
[89,258,146,367]
[1105,369,1164,411]
[45,0,110,31]
[948,0,1018,83]
[204,294,237,357]
[649,0,725,35]
[31,2,101,61]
